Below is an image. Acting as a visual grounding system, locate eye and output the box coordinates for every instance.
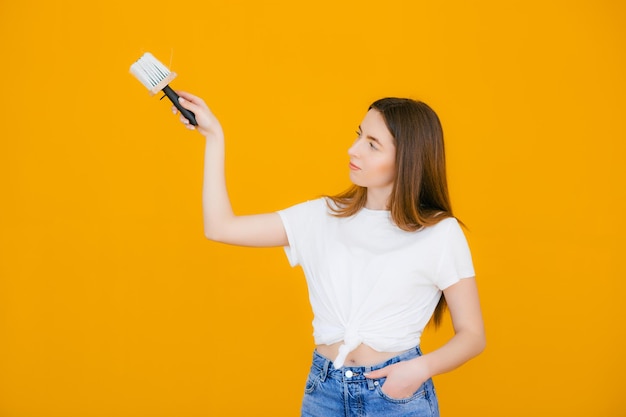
[369,141,378,150]
[355,130,361,138]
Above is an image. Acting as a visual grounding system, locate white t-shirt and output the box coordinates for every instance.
[277,198,475,368]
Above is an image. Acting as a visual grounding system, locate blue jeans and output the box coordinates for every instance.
[301,347,439,417]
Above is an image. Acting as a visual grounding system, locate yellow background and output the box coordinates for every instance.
[1,1,625,416]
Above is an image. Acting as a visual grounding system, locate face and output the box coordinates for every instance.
[348,109,396,194]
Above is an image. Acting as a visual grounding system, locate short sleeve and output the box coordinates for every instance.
[435,218,475,290]
[276,199,324,267]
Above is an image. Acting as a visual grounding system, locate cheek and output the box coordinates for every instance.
[375,158,396,181]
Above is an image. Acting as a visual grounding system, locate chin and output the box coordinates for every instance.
[348,174,364,187]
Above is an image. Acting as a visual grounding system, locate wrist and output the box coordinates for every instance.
[202,129,224,143]
[409,355,433,381]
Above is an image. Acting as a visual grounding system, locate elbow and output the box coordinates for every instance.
[204,227,223,243]
[474,329,487,356]
[204,228,216,241]
[203,219,235,244]
[203,214,239,244]
[203,221,223,242]
[459,327,486,358]
[477,333,487,356]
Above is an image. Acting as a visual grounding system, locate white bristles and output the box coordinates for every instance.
[130,52,169,88]
[130,52,177,95]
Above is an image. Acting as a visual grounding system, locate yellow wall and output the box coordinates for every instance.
[1,1,624,416]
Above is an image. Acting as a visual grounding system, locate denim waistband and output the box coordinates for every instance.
[311,346,422,383]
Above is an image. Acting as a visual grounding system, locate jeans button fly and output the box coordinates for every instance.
[345,370,353,378]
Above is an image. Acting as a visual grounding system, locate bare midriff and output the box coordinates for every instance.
[316,342,405,367]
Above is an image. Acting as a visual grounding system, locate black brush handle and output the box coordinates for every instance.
[162,85,197,126]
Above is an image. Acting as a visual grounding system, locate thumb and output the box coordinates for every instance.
[364,368,388,379]
[178,96,198,113]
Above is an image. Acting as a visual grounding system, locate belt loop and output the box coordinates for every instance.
[366,366,375,390]
[320,357,330,382]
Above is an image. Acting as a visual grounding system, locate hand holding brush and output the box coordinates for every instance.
[130,52,198,126]
[172,91,223,139]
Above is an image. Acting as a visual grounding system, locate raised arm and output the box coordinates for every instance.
[174,91,288,247]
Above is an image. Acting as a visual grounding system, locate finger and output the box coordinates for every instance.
[176,90,197,101]
[177,96,203,116]
[364,368,387,379]
[179,113,195,130]
[176,91,207,107]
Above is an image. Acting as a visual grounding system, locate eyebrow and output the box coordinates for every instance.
[358,125,383,146]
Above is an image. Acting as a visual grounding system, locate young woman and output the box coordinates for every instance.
[173,92,485,417]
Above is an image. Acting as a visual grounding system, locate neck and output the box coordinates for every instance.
[365,187,391,210]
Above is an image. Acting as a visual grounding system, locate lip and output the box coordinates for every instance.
[349,162,361,171]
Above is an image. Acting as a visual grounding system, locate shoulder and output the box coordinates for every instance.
[427,216,460,232]
[422,216,467,241]
[300,197,331,212]
[277,197,329,219]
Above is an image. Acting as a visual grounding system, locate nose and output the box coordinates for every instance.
[348,138,360,157]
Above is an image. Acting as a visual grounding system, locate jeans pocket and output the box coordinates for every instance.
[304,371,321,394]
[375,377,427,404]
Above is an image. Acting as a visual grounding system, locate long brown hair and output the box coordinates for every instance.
[326,97,454,326]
